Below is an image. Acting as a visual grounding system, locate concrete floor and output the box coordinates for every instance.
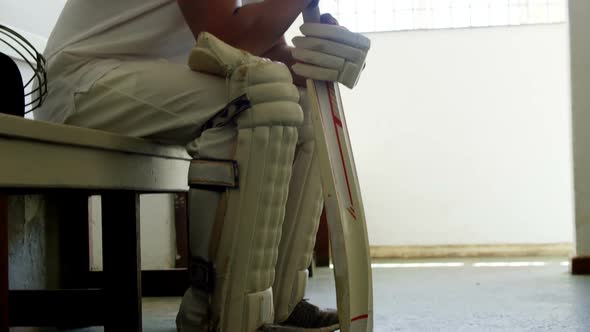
[57,257,589,332]
[307,257,590,331]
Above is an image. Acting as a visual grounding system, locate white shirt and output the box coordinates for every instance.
[37,0,194,122]
[37,0,261,122]
[45,0,194,63]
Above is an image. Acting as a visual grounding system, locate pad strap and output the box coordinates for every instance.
[200,95,251,132]
[190,257,216,294]
[189,159,239,190]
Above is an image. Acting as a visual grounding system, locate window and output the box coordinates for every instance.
[319,0,568,33]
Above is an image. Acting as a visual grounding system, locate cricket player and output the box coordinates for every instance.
[36,0,370,330]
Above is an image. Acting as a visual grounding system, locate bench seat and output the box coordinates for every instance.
[0,113,193,331]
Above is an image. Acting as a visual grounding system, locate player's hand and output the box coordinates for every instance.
[291,17,370,89]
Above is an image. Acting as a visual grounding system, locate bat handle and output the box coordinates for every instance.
[303,5,321,23]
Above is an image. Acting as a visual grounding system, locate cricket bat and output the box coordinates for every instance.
[303,6,374,332]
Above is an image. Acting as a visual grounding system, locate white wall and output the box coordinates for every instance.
[338,24,573,246]
[0,0,66,37]
[89,195,177,270]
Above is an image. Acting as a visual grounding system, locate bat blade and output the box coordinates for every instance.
[306,79,373,332]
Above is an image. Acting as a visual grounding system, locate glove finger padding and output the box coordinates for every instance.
[291,48,345,70]
[300,23,371,50]
[292,63,339,82]
[292,23,371,89]
[292,36,365,63]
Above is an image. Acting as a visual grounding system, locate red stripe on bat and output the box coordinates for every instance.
[332,115,343,127]
[347,207,357,220]
[326,82,355,211]
[351,314,369,322]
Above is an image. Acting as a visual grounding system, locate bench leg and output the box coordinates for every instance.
[1,195,8,332]
[102,192,142,331]
[57,193,90,289]
[173,193,189,268]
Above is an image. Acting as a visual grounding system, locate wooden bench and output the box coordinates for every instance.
[0,113,193,331]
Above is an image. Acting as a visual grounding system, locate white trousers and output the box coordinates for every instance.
[65,59,235,160]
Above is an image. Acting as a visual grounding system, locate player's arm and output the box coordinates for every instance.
[176,0,316,56]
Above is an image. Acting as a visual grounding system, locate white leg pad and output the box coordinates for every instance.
[273,89,324,323]
[212,114,300,332]
[185,33,304,332]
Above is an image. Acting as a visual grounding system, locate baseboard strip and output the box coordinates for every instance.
[370,243,573,259]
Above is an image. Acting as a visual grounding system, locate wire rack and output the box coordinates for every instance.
[320,0,568,33]
[0,25,47,114]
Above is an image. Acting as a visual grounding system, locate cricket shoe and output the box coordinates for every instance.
[260,300,339,332]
